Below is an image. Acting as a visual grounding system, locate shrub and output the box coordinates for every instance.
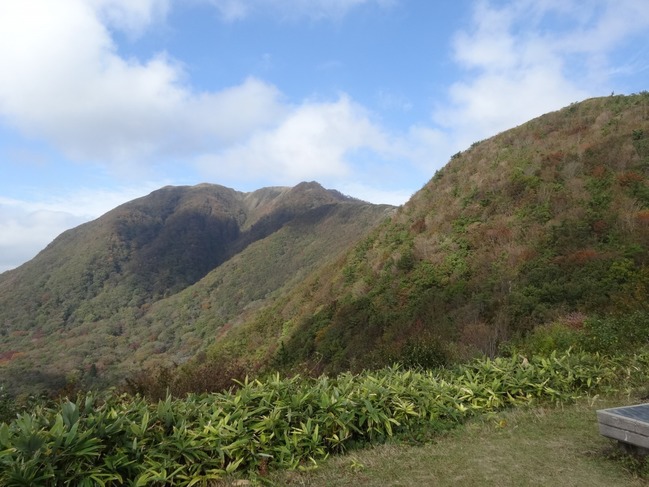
[0,350,637,485]
[580,311,649,353]
[513,322,582,356]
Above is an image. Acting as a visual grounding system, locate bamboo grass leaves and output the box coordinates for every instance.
[0,350,638,485]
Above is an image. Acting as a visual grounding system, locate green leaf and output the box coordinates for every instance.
[0,423,10,448]
[225,456,244,474]
[61,401,80,429]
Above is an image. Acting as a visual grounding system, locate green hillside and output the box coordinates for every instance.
[2,93,649,486]
[0,182,393,393]
[200,93,649,381]
[2,93,649,396]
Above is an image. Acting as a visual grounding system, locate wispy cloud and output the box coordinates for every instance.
[195,95,390,183]
[376,89,413,112]
[0,1,286,170]
[193,94,450,193]
[0,184,162,273]
[335,182,414,207]
[0,206,85,273]
[205,0,395,22]
[0,0,402,188]
[2,0,649,273]
[431,0,649,150]
[91,0,171,34]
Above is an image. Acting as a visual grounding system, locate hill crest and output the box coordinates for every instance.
[200,93,649,378]
[0,181,392,392]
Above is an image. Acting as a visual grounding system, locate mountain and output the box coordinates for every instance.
[3,93,648,396]
[195,93,649,380]
[0,182,394,393]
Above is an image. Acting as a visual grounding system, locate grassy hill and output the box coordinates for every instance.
[0,182,393,393]
[2,93,649,396]
[198,93,649,382]
[2,94,649,486]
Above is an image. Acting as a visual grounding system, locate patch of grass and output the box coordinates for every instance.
[261,396,649,487]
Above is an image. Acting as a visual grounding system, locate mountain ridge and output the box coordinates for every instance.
[2,93,649,395]
[0,181,393,393]
[193,93,649,381]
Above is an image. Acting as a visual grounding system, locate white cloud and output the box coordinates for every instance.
[336,182,412,206]
[0,184,162,273]
[28,185,164,218]
[376,89,413,112]
[3,0,649,273]
[431,0,649,152]
[0,0,285,169]
[0,204,87,273]
[206,0,251,21]
[434,0,590,146]
[90,0,171,34]
[0,0,431,204]
[192,95,449,206]
[206,0,395,21]
[0,0,420,271]
[195,95,391,183]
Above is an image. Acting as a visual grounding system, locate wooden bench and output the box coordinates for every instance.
[597,404,649,455]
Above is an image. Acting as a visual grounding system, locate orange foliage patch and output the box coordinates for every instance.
[517,247,538,264]
[591,165,608,178]
[617,171,644,186]
[546,151,565,164]
[636,210,649,224]
[591,219,609,234]
[484,224,513,244]
[0,350,20,365]
[566,124,588,136]
[410,218,426,233]
[215,322,233,339]
[560,248,602,265]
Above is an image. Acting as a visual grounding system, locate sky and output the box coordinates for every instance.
[1,0,648,272]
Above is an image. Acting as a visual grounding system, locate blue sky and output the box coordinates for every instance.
[1,0,648,272]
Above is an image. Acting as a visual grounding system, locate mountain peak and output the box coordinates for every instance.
[0,180,392,393]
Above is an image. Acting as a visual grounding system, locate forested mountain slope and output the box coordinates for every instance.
[203,94,649,378]
[0,182,393,392]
